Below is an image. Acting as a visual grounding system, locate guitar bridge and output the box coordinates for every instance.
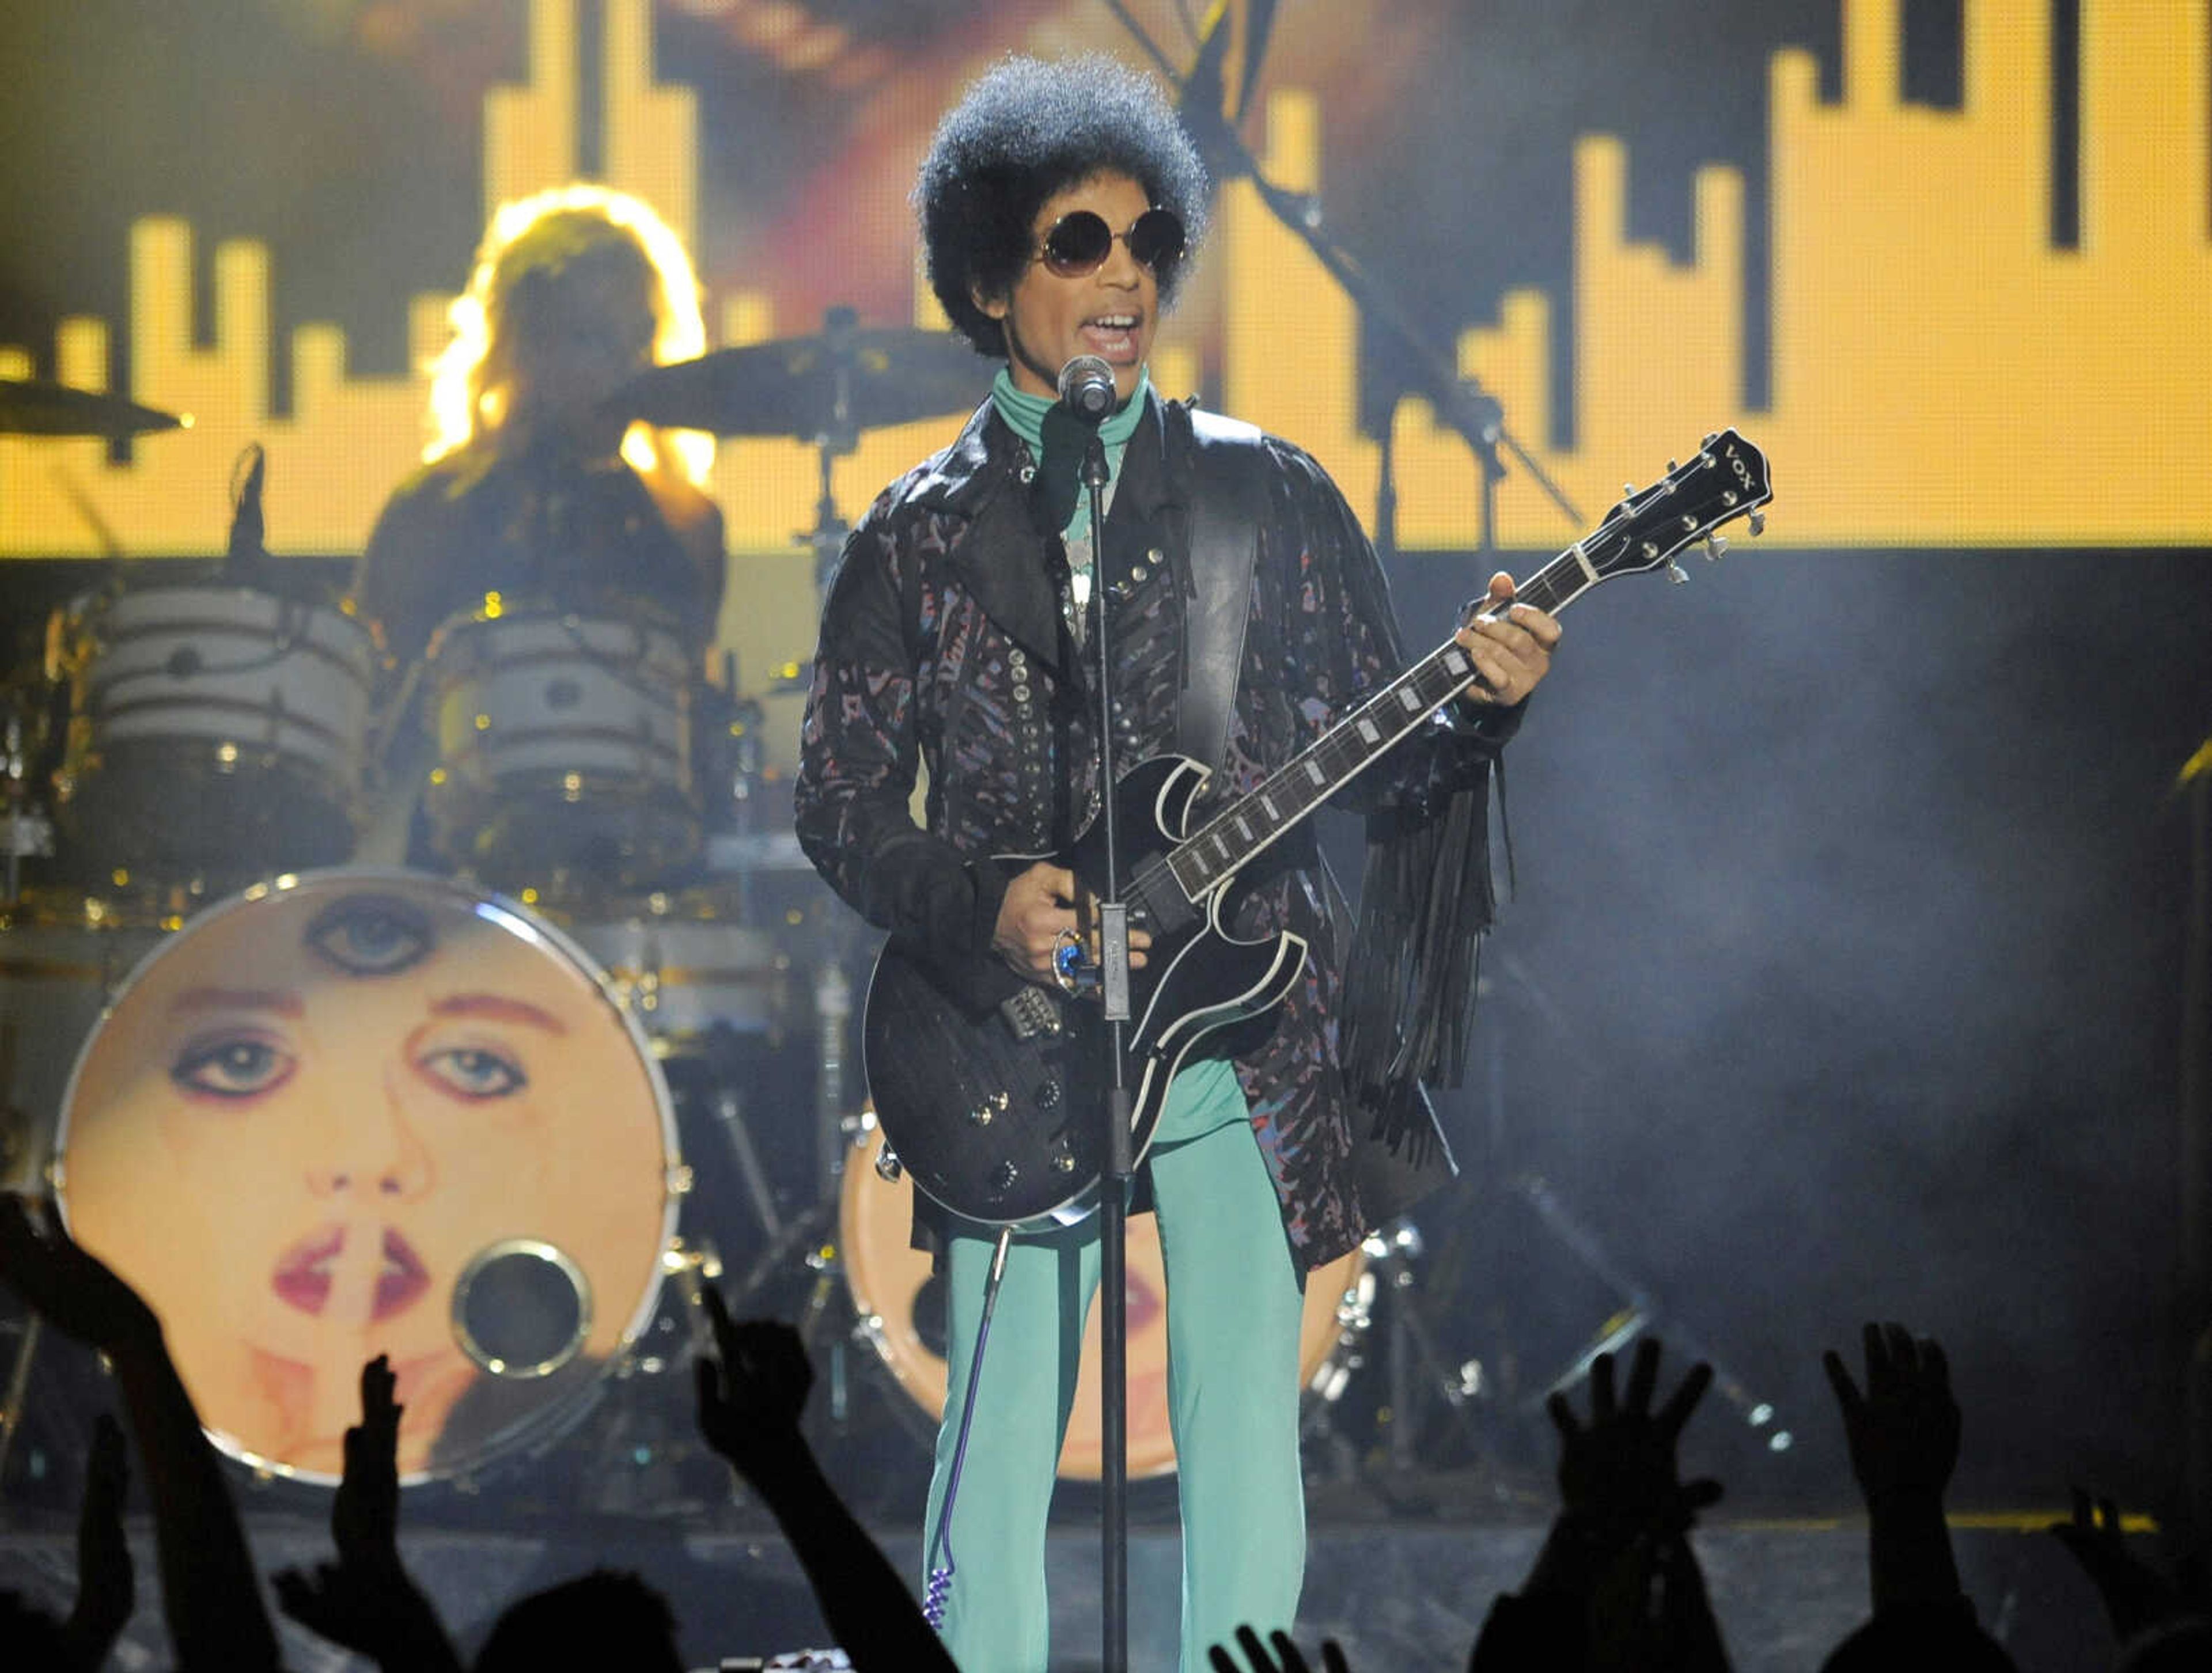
[999,987,1065,1041]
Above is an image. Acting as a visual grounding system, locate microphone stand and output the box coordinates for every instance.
[1078,423,1137,1673]
[1104,0,1582,548]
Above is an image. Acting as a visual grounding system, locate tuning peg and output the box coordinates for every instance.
[1702,431,1719,446]
[1748,511,1766,537]
[1704,534,1728,562]
[1667,559,1688,585]
[1666,459,1679,472]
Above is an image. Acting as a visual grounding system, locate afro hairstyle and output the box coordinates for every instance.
[915,53,1209,359]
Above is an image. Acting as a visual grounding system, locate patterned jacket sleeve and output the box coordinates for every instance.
[793,503,1015,985]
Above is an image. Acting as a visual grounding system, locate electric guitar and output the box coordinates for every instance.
[862,431,1772,1225]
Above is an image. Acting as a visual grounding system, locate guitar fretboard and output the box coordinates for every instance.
[1161,545,1595,902]
[1153,429,1770,908]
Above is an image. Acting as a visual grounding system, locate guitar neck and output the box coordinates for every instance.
[1153,426,1773,905]
[1160,545,1598,904]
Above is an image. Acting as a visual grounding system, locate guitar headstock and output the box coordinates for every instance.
[1585,430,1772,584]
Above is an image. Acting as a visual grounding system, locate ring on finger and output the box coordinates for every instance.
[1052,927,1084,994]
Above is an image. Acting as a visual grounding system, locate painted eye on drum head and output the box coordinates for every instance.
[306,894,434,977]
[171,1035,298,1101]
[417,1046,528,1101]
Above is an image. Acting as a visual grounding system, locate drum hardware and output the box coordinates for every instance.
[1506,1171,1793,1455]
[0,378,188,439]
[1337,955,1795,1495]
[606,309,984,444]
[657,1065,789,1256]
[562,897,791,1083]
[1,659,61,916]
[0,1312,44,1490]
[452,1238,595,1380]
[50,586,376,888]
[421,606,700,891]
[812,957,853,1203]
[609,306,988,620]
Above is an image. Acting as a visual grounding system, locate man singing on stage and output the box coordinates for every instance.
[795,54,1560,1672]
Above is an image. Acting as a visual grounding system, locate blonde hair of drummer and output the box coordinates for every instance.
[424,183,714,488]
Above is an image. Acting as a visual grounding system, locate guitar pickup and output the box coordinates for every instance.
[999,987,1065,1041]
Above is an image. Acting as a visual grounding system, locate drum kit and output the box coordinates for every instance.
[0,332,1382,1511]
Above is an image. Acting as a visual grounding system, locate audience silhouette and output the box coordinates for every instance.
[5,1182,2210,1673]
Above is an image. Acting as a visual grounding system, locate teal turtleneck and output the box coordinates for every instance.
[990,365,1151,547]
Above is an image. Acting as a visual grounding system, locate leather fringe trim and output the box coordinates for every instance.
[1338,767,1498,1162]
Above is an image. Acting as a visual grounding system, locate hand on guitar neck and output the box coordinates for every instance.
[1456,571,1563,710]
[992,862,1155,987]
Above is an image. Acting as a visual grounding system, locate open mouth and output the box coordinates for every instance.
[1082,314,1142,361]
[272,1225,431,1322]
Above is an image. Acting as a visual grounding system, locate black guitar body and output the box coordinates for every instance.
[862,752,1310,1226]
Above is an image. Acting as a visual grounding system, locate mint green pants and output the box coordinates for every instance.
[923,1064,1308,1673]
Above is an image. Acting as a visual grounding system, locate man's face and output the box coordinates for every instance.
[979,170,1162,407]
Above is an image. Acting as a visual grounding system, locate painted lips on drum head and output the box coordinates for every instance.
[51,869,681,1484]
[271,1222,431,1322]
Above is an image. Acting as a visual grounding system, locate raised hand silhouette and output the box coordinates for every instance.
[1546,1336,1723,1542]
[61,1412,135,1672]
[1470,1338,1729,1673]
[1821,1321,1959,1509]
[2048,1488,2190,1647]
[0,1195,157,1355]
[0,1192,280,1673]
[1207,1622,1354,1673]
[693,1285,959,1673]
[272,1355,461,1673]
[1815,1322,2016,1673]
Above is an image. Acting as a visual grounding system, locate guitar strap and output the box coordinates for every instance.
[1175,407,1266,771]
[1175,405,1459,1210]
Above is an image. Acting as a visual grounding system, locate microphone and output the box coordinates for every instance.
[1056,355,1117,424]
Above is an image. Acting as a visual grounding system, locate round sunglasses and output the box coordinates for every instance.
[1033,207,1187,278]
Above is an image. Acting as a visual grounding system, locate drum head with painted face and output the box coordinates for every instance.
[55,869,677,1483]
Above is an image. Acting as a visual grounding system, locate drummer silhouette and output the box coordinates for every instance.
[351,186,728,885]
[354,184,725,670]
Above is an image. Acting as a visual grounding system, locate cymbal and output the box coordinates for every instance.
[0,379,189,438]
[611,321,987,440]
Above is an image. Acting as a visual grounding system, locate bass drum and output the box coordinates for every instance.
[840,1118,1369,1479]
[52,869,683,1485]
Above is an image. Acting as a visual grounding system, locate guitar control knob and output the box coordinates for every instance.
[969,1091,1009,1126]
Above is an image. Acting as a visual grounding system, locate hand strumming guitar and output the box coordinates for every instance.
[991,860,1152,985]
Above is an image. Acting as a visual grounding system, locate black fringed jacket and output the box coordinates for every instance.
[795,390,1517,1272]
